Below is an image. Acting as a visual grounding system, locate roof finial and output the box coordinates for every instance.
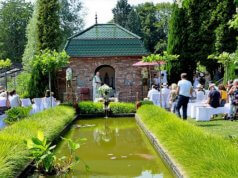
[95,13,98,24]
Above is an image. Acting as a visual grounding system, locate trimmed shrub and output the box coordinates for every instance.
[0,106,75,177]
[109,102,136,114]
[140,100,153,106]
[5,106,32,124]
[78,101,104,114]
[137,105,238,177]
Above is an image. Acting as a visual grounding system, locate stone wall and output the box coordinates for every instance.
[57,56,144,102]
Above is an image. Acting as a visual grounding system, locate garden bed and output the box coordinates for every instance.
[0,105,75,177]
[137,105,238,177]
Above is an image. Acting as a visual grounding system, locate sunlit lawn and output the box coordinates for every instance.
[188,117,238,146]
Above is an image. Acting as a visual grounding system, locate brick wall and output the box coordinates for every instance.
[57,56,144,102]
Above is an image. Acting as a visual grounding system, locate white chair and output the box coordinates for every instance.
[196,106,229,121]
[196,91,205,102]
[151,93,161,106]
[32,98,44,114]
[190,103,206,118]
[21,98,32,107]
[0,97,6,107]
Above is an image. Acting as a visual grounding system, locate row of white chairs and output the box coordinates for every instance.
[0,97,59,114]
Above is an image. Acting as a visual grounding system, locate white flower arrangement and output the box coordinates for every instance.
[98,84,112,98]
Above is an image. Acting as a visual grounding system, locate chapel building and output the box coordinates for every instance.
[57,23,148,102]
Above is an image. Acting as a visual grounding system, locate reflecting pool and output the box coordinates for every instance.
[32,117,174,178]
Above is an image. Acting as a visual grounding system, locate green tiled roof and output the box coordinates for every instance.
[65,23,148,57]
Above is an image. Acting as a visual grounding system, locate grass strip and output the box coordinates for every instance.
[137,105,238,177]
[0,105,75,177]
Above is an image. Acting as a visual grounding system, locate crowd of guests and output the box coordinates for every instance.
[0,88,57,114]
[147,73,238,121]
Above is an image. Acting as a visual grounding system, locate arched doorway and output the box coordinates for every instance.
[95,65,115,89]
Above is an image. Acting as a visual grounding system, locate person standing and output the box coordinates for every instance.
[207,84,221,108]
[92,72,102,101]
[176,73,193,120]
[161,83,170,109]
[169,83,178,113]
[228,79,238,120]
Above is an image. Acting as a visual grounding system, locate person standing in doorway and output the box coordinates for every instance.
[93,72,102,101]
[176,73,193,120]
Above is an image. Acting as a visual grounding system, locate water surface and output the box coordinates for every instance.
[53,117,173,178]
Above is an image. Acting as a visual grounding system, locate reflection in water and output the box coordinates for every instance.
[46,118,173,178]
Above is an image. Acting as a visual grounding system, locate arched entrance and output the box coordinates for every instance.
[95,65,115,89]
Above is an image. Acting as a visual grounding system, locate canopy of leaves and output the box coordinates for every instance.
[28,50,69,98]
[37,0,62,51]
[0,0,33,63]
[167,0,237,82]
[136,3,172,53]
[0,58,12,69]
[32,50,69,73]
[112,0,132,28]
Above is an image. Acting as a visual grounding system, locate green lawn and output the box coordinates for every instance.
[137,105,238,177]
[188,118,238,146]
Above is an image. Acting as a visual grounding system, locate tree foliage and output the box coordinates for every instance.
[37,0,62,51]
[0,0,33,63]
[112,0,132,28]
[28,50,69,98]
[125,8,143,37]
[167,0,237,82]
[23,0,85,71]
[136,3,172,53]
[0,58,12,69]
[59,0,85,47]
[22,0,40,71]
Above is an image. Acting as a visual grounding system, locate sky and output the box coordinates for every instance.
[83,0,173,27]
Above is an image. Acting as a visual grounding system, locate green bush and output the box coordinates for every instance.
[109,102,136,114]
[5,106,32,124]
[0,106,75,177]
[8,72,31,98]
[137,105,238,177]
[140,100,153,106]
[78,101,104,114]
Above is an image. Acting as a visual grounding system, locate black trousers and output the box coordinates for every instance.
[176,95,190,120]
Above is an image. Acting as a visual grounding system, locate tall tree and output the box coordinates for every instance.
[137,3,172,53]
[59,0,85,48]
[22,0,40,71]
[112,0,132,28]
[23,0,85,70]
[37,0,62,51]
[167,0,237,82]
[0,0,33,63]
[125,8,143,37]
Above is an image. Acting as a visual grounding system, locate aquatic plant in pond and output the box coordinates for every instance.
[26,131,88,176]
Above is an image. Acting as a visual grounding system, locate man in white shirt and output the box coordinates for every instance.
[147,85,160,100]
[176,73,193,120]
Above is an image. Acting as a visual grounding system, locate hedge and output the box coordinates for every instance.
[78,101,104,114]
[137,105,238,177]
[78,101,136,115]
[109,102,136,114]
[0,105,75,177]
